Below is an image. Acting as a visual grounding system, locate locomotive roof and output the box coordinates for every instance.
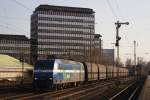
[38,59,82,64]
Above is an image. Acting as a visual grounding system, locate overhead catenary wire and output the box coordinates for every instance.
[0,0,32,35]
[0,24,28,36]
[114,0,124,20]
[106,0,118,20]
[10,0,32,11]
[1,7,27,33]
[0,0,30,37]
[0,19,29,34]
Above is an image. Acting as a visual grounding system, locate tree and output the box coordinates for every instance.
[146,61,150,67]
[137,57,146,65]
[125,58,133,67]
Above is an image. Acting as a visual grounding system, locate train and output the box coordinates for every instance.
[33,59,129,89]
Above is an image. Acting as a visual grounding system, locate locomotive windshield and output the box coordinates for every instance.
[34,60,54,70]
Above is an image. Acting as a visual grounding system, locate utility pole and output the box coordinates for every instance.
[115,20,129,79]
[134,40,136,65]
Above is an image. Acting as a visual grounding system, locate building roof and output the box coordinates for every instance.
[0,54,32,69]
[0,34,29,41]
[34,5,94,14]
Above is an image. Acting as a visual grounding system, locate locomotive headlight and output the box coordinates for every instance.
[49,78,52,80]
[34,77,38,80]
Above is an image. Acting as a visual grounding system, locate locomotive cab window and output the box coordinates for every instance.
[34,60,54,70]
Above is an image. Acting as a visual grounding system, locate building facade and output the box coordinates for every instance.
[0,34,30,63]
[31,5,101,64]
[102,49,115,65]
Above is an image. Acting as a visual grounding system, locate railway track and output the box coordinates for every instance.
[109,77,146,100]
[2,80,114,100]
[51,82,115,100]
[0,77,135,100]
[0,83,33,98]
[47,78,135,100]
[0,81,101,99]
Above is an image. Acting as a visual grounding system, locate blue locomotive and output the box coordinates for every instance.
[33,59,85,88]
[33,59,129,89]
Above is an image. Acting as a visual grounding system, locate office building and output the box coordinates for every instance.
[0,34,30,63]
[31,5,101,63]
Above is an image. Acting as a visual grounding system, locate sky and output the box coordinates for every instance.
[0,0,150,63]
